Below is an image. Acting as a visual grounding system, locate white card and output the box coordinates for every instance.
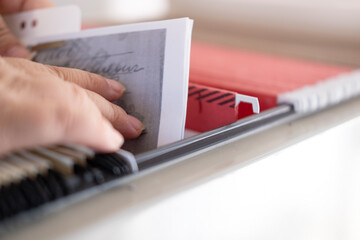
[3,5,81,46]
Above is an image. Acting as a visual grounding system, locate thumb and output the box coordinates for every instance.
[0,16,30,58]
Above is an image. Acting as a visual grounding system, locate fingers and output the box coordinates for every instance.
[57,83,124,152]
[0,51,144,154]
[0,0,54,14]
[6,99,124,154]
[0,66,125,154]
[2,57,144,140]
[86,90,144,139]
[4,58,126,101]
[0,17,30,58]
[78,117,124,153]
[47,65,125,101]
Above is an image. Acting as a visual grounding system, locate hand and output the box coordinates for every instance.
[0,57,144,154]
[0,0,54,58]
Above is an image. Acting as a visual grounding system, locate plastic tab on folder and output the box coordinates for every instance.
[186,83,259,132]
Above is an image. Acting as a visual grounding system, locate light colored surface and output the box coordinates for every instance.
[169,0,360,45]
[168,0,360,67]
[69,112,360,240]
[3,96,360,240]
[54,0,360,66]
[53,0,169,23]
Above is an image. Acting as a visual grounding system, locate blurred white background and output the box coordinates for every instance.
[53,0,360,66]
[53,0,169,23]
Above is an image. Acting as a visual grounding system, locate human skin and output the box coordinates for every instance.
[0,0,55,58]
[0,0,144,154]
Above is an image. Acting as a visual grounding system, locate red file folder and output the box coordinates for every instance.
[186,42,356,132]
[190,42,353,111]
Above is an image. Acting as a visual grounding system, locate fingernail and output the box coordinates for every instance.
[104,122,124,150]
[127,115,145,134]
[107,79,125,95]
[5,45,31,58]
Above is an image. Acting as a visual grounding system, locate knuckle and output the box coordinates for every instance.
[48,65,66,80]
[28,103,64,141]
[110,103,127,124]
[0,67,30,94]
[55,84,88,134]
[84,71,96,85]
[85,71,105,88]
[52,101,75,138]
[68,83,88,107]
